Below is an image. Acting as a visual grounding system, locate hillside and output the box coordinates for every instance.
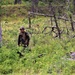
[0,0,75,75]
[1,15,75,75]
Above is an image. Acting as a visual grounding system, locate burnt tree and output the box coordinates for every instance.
[14,0,22,4]
[31,0,39,12]
[70,15,74,31]
[53,12,61,38]
[0,5,2,47]
[73,0,75,12]
[0,25,2,48]
[28,16,31,28]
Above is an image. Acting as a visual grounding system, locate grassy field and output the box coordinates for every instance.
[0,15,75,75]
[0,1,75,74]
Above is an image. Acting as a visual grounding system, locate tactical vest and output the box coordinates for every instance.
[19,32,26,41]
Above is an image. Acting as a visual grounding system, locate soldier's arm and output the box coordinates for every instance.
[25,32,30,46]
[18,35,20,46]
[26,32,30,41]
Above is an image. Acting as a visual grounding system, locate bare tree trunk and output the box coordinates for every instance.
[14,0,22,4]
[0,19,2,48]
[48,1,53,26]
[50,16,53,26]
[31,0,39,12]
[70,15,74,31]
[28,16,31,28]
[50,3,61,38]
[53,12,61,38]
[14,0,17,4]
[73,0,75,12]
[0,22,1,47]
[66,0,70,11]
[0,5,2,48]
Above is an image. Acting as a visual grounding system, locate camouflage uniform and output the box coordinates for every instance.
[18,31,30,47]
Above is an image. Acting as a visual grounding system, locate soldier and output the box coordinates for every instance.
[18,26,30,47]
[17,27,30,57]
